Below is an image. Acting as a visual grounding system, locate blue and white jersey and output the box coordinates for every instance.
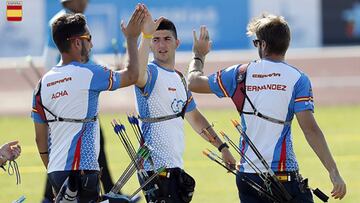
[208,59,314,173]
[135,61,196,170]
[31,61,121,173]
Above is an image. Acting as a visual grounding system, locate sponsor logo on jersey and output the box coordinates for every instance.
[168,87,177,91]
[47,77,72,87]
[252,73,281,78]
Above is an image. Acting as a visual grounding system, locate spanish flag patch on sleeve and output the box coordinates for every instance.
[294,96,313,103]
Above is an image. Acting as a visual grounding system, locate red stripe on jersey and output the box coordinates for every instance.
[72,128,85,170]
[278,137,287,171]
[35,94,47,122]
[217,71,229,97]
[295,96,313,102]
[107,70,113,90]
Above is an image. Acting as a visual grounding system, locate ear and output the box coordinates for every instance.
[261,40,266,49]
[175,39,180,49]
[75,39,82,48]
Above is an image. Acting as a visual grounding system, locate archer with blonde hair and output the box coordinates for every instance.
[187,13,346,202]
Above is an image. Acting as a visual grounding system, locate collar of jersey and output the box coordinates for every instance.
[54,61,81,68]
[262,58,286,64]
[152,60,175,72]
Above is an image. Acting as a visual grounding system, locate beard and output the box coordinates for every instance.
[80,40,90,63]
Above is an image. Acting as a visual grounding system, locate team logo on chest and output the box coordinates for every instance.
[171,98,185,113]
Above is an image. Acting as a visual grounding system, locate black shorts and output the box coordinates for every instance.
[236,171,314,203]
[48,170,100,203]
[139,168,195,203]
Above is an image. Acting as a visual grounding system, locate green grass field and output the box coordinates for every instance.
[0,106,359,202]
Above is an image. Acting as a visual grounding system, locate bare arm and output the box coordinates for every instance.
[187,26,213,93]
[136,36,151,88]
[185,108,236,168]
[118,4,146,87]
[34,122,49,168]
[296,110,346,200]
[136,7,164,88]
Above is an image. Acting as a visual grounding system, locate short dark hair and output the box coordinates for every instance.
[247,14,290,55]
[51,13,87,53]
[156,18,178,39]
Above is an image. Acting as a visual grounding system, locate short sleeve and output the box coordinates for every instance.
[31,83,47,123]
[88,65,121,92]
[293,73,314,113]
[185,90,197,112]
[136,64,158,97]
[207,64,239,98]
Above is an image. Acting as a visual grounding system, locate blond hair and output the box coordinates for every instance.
[247,13,290,55]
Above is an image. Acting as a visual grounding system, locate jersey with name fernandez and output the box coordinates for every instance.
[208,59,314,173]
[31,61,121,173]
[135,61,196,171]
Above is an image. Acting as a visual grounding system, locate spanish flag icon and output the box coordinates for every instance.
[6,1,23,22]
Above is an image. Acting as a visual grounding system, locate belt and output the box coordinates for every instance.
[158,168,182,178]
[274,171,301,182]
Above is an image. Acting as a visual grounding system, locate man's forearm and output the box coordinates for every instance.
[187,53,213,93]
[124,37,140,84]
[188,55,205,75]
[34,122,49,168]
[186,109,225,148]
[35,137,49,168]
[139,37,151,73]
[199,124,227,149]
[304,129,339,174]
[136,36,151,87]
[40,154,49,169]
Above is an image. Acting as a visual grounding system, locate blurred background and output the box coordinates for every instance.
[0,0,359,115]
[0,0,359,202]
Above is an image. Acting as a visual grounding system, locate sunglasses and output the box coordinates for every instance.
[67,34,92,42]
[252,39,261,47]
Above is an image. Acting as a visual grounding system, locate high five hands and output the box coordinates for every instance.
[192,26,212,58]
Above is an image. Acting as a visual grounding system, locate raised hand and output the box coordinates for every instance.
[192,26,212,58]
[121,4,147,39]
[141,5,164,36]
